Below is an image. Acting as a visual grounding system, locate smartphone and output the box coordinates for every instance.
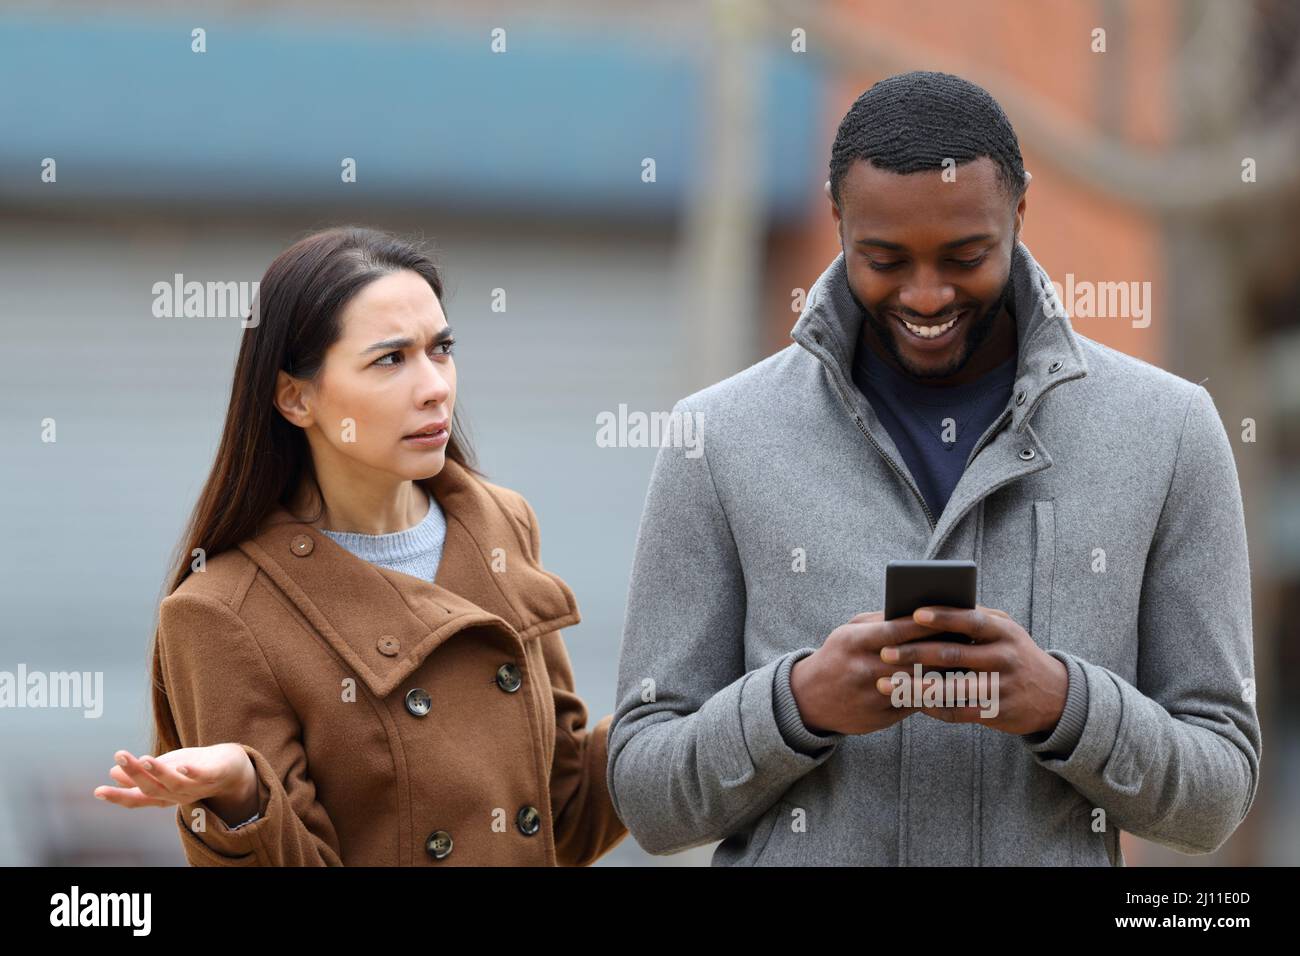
[883,559,978,645]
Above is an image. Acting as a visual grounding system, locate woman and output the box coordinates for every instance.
[93,226,628,866]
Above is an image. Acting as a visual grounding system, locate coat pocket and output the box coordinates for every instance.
[752,801,807,866]
[747,800,786,864]
[1071,801,1115,866]
[1029,500,1056,647]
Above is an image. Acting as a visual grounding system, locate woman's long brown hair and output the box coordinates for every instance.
[148,226,481,756]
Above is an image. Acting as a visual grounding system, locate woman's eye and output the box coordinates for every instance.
[373,340,454,367]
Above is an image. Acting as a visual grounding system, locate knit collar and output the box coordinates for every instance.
[319,486,446,565]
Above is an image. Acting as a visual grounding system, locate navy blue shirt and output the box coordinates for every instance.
[851,338,1016,522]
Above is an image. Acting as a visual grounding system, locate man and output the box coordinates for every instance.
[606,71,1260,865]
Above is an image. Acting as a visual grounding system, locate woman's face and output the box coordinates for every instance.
[282,268,456,484]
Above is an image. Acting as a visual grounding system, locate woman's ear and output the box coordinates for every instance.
[274,370,314,428]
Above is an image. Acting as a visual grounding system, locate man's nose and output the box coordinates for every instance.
[897,267,957,316]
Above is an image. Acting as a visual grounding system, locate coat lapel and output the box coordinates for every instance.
[237,458,580,699]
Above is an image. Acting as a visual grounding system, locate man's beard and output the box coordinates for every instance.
[853,280,1011,382]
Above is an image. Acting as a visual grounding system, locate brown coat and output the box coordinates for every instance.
[153,458,628,865]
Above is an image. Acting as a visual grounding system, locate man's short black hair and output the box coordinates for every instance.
[829,70,1027,207]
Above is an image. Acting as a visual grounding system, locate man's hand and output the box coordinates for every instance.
[876,605,1068,735]
[789,610,948,735]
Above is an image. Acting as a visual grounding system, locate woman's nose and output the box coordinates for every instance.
[415,355,452,404]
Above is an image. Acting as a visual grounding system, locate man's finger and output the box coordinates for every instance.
[875,675,991,724]
[880,639,999,670]
[853,616,946,652]
[912,606,1006,643]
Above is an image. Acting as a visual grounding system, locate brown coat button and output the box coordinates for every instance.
[495,663,522,693]
[516,805,541,836]
[405,688,432,717]
[377,635,400,657]
[290,534,314,557]
[425,830,453,859]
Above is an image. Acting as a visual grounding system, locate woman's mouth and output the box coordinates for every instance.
[403,423,449,448]
[893,310,967,349]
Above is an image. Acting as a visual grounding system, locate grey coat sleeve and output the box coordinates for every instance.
[606,398,843,855]
[1021,384,1262,854]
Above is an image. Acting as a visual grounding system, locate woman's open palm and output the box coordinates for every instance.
[94,744,251,810]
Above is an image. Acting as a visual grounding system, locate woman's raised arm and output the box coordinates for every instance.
[146,590,345,866]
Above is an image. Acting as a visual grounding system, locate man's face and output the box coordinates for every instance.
[831,156,1025,382]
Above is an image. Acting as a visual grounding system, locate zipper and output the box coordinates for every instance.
[820,354,937,532]
[964,407,1012,471]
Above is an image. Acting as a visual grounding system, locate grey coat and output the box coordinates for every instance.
[607,241,1261,865]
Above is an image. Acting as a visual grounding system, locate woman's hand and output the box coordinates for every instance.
[94,744,261,826]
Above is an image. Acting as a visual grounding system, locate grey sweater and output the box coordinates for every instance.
[318,488,447,583]
[608,241,1261,865]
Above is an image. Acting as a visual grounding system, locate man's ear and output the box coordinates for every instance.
[1014,170,1030,235]
[826,179,841,229]
[274,369,315,429]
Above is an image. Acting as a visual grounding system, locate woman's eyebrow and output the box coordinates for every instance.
[361,325,455,355]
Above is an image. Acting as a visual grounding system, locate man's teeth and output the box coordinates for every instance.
[903,315,958,338]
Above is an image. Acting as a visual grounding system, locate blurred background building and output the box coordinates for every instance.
[1,0,1296,866]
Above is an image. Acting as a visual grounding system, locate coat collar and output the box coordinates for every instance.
[237,457,581,699]
[790,239,1088,437]
[790,240,1090,558]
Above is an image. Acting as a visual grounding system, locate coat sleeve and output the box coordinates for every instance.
[606,398,842,856]
[155,591,345,866]
[1022,384,1262,854]
[540,635,628,865]
[514,495,629,866]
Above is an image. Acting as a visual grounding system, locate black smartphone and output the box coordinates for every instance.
[883,559,978,645]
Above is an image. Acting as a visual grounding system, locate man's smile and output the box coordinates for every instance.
[891,309,969,350]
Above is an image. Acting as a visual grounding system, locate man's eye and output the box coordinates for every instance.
[433,339,455,356]
[867,261,903,272]
[373,351,402,367]
[952,255,987,269]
